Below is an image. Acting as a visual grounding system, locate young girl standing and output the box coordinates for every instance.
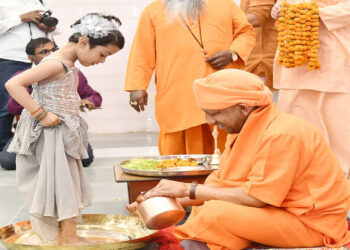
[5,13,125,245]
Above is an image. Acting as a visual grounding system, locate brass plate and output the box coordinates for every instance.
[119,154,218,177]
[0,214,157,250]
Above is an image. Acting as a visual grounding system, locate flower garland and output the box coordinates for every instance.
[277,2,321,70]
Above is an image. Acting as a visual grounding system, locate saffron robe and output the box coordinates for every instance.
[124,0,255,133]
[174,104,350,249]
[158,124,227,155]
[240,0,278,90]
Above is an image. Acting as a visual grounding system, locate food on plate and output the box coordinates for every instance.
[123,159,159,170]
[156,159,198,169]
[123,158,198,171]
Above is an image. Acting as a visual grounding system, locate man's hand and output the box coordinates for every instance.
[20,10,56,33]
[206,50,233,69]
[129,90,148,112]
[39,112,61,127]
[271,1,282,19]
[20,10,43,23]
[142,180,189,200]
[126,202,139,216]
[80,99,96,112]
[246,13,260,27]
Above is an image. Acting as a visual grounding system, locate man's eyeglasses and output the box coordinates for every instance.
[34,47,58,56]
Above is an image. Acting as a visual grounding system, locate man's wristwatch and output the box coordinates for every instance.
[230,49,238,62]
[189,181,198,200]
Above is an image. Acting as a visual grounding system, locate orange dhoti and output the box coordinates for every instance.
[174,200,324,250]
[278,89,350,176]
[158,124,227,155]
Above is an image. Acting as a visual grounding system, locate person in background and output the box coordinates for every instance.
[0,0,56,152]
[124,0,255,155]
[271,0,350,177]
[0,38,102,170]
[128,69,350,249]
[240,0,278,101]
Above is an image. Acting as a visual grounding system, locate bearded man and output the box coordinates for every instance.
[124,0,255,155]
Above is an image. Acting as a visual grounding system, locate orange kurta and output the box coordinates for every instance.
[240,0,278,90]
[174,104,350,249]
[124,0,255,133]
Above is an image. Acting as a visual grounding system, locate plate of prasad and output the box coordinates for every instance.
[119,154,218,177]
[0,214,157,250]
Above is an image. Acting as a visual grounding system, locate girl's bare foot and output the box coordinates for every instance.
[57,219,92,246]
[58,233,100,245]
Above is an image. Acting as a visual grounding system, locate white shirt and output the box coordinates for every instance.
[0,0,49,62]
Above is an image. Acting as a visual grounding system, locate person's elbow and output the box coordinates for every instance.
[5,79,15,94]
[241,189,267,208]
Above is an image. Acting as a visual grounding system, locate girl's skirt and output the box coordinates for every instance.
[16,126,94,242]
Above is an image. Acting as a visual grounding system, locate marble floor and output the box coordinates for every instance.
[0,132,159,249]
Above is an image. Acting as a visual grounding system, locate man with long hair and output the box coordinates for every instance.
[125,0,255,155]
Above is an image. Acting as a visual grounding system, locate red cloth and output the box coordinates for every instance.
[156,226,183,250]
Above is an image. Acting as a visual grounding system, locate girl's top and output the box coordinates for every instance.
[8,58,88,159]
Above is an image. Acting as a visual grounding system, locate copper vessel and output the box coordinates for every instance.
[136,195,186,230]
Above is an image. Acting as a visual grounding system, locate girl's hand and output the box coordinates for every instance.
[39,112,61,127]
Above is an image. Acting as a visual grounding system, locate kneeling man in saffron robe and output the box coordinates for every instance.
[127,69,350,249]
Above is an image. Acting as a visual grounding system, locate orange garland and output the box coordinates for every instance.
[277,1,321,70]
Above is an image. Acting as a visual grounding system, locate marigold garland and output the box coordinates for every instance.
[277,1,321,70]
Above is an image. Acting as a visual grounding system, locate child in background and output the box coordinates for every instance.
[5,13,125,245]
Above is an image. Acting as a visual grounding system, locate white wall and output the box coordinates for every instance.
[47,0,158,133]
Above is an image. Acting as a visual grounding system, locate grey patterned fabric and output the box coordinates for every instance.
[8,58,93,242]
[8,58,88,159]
[16,128,94,242]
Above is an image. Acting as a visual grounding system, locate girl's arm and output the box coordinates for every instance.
[6,60,63,114]
[5,60,65,126]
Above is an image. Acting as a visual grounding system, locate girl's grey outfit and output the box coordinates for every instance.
[8,58,94,242]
